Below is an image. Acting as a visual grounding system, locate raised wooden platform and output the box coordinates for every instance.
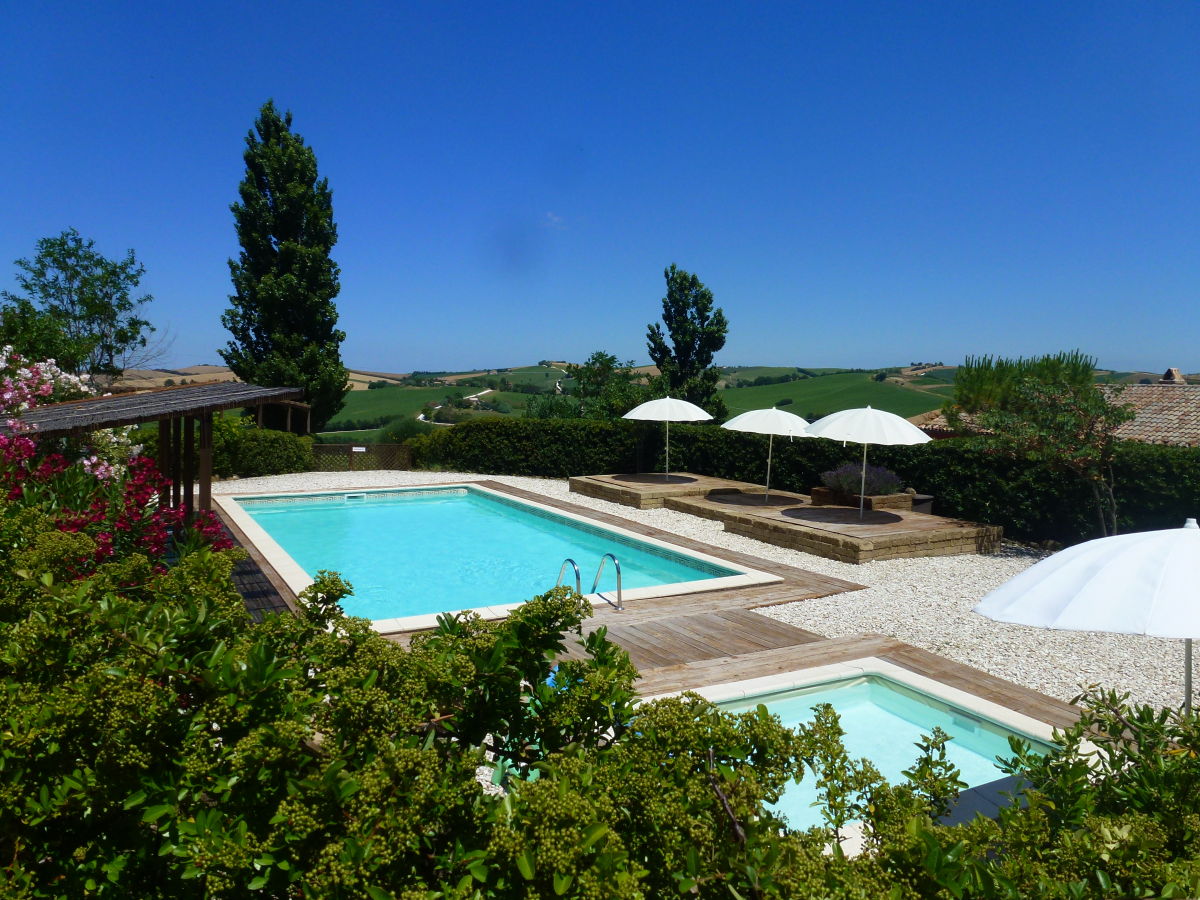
[665,491,1002,563]
[568,472,757,509]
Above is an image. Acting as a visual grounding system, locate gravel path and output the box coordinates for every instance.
[215,470,1184,710]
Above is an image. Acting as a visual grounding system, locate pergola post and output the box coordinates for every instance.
[183,416,196,523]
[198,412,213,512]
[157,419,171,509]
[170,417,182,510]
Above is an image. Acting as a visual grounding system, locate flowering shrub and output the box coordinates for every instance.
[0,349,232,572]
[820,461,903,496]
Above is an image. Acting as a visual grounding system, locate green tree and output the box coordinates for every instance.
[565,350,652,420]
[949,352,1134,537]
[946,349,1097,427]
[646,264,728,419]
[220,100,348,430]
[0,228,154,379]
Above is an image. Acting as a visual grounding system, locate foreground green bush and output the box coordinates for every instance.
[412,418,1200,543]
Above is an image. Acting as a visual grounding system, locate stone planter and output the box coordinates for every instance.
[809,486,913,511]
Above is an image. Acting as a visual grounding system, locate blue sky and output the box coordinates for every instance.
[1,2,1197,373]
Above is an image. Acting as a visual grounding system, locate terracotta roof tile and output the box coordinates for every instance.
[1102,384,1200,447]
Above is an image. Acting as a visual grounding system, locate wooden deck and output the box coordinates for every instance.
[569,472,1002,563]
[667,492,1001,563]
[568,471,757,509]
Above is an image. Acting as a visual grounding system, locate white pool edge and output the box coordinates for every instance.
[214,481,783,632]
[645,656,1061,744]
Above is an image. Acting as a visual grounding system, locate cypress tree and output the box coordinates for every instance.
[646,264,729,419]
[221,100,348,430]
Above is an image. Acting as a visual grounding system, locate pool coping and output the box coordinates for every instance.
[646,656,1060,743]
[213,480,787,633]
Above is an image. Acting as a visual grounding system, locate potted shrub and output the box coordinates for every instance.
[810,463,914,511]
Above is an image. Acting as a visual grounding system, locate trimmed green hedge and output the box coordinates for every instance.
[408,418,647,477]
[413,418,1200,543]
[138,423,313,479]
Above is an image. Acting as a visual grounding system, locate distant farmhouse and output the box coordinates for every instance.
[914,368,1200,447]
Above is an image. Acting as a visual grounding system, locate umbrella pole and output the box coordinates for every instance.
[859,443,868,520]
[764,434,773,502]
[1187,639,1193,715]
[664,421,670,482]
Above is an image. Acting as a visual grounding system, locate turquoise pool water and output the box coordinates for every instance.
[238,487,739,620]
[719,676,1050,830]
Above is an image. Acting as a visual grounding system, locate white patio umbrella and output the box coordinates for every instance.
[721,407,811,502]
[975,519,1200,712]
[804,405,932,519]
[623,397,712,481]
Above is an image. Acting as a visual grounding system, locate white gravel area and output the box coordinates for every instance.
[215,470,1185,711]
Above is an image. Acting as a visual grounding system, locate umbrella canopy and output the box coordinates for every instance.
[722,408,811,501]
[623,397,712,481]
[804,405,932,518]
[623,397,713,423]
[804,405,932,446]
[975,519,1200,711]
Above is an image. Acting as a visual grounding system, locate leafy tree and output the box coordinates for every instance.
[565,350,652,420]
[949,352,1134,536]
[646,264,729,419]
[220,100,348,430]
[975,377,1134,536]
[0,228,154,379]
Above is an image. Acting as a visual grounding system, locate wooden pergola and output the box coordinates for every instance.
[2,382,305,521]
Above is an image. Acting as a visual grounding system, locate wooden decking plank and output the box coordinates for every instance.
[712,609,824,645]
[631,616,767,659]
[657,614,797,655]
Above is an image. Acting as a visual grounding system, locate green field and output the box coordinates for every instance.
[720,372,944,419]
[498,365,572,389]
[910,367,957,385]
[324,386,449,430]
[320,366,948,439]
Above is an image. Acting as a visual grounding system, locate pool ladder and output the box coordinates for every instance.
[557,554,624,611]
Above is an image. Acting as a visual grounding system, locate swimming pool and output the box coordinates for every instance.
[218,483,779,630]
[701,662,1057,831]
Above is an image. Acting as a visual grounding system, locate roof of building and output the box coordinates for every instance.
[1,382,304,438]
[1102,383,1200,447]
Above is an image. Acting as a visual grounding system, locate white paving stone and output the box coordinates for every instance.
[215,470,1187,711]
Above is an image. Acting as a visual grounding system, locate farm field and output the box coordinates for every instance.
[324,386,448,430]
[720,372,945,419]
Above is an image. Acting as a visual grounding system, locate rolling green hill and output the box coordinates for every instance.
[325,386,449,430]
[720,372,944,420]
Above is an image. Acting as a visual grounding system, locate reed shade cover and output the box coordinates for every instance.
[975,519,1200,713]
[622,397,712,481]
[803,405,932,519]
[721,407,811,501]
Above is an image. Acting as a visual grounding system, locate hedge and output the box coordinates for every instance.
[138,422,313,479]
[411,418,1200,543]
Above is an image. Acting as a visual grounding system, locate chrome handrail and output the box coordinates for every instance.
[556,558,581,594]
[590,553,623,611]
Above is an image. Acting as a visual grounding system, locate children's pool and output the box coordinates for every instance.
[227,485,772,627]
[718,675,1052,830]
